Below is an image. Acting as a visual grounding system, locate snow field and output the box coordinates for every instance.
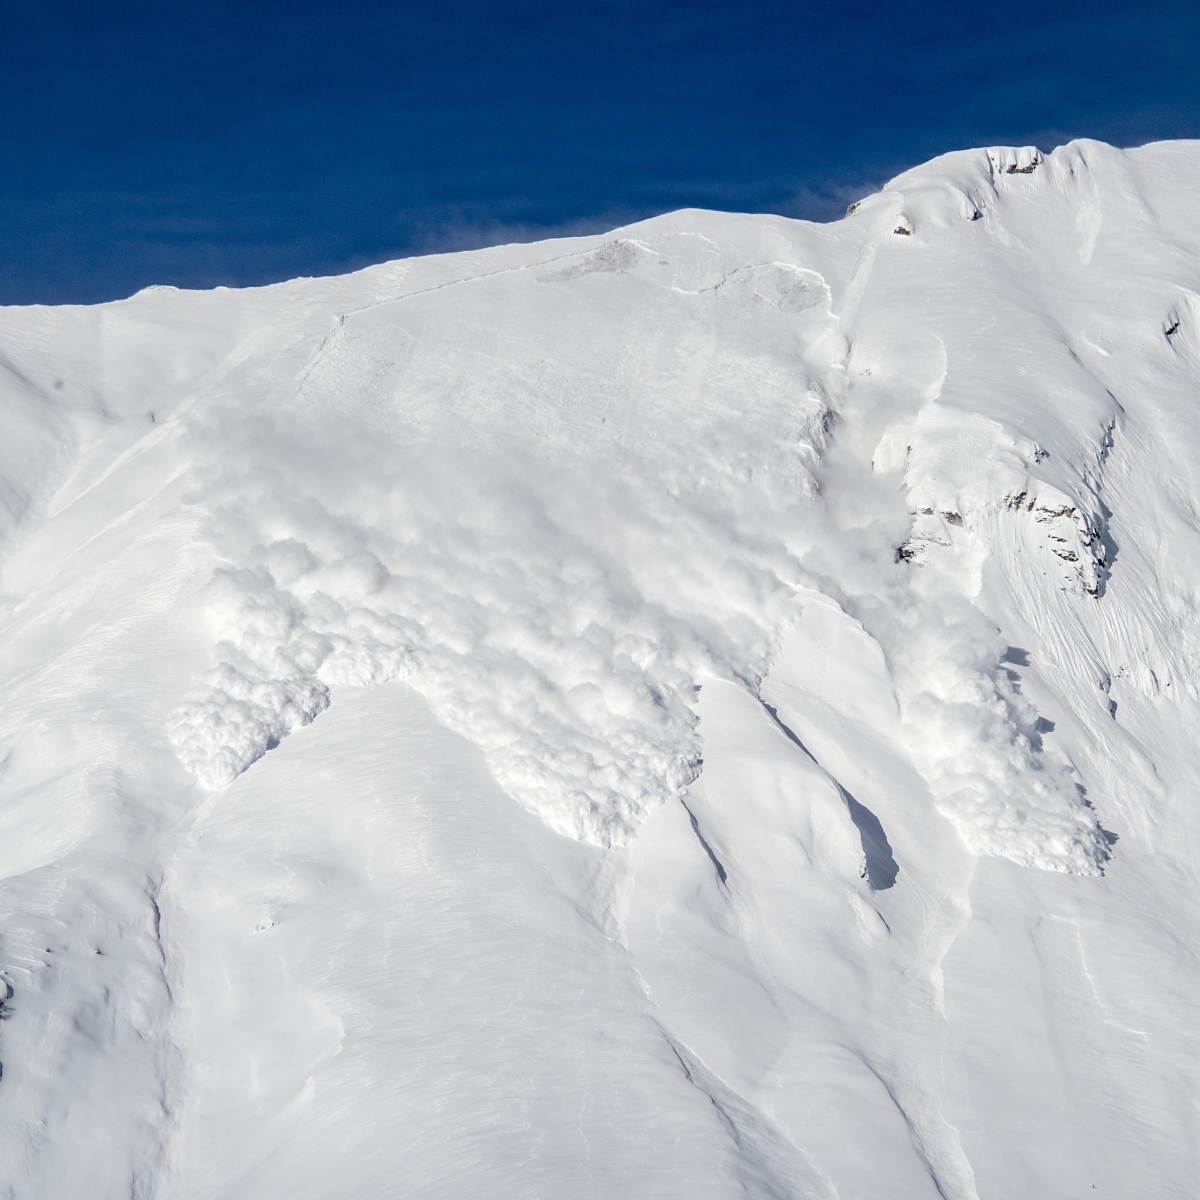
[1,138,1200,1196]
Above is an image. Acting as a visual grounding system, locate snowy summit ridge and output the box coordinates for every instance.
[1,139,1200,1198]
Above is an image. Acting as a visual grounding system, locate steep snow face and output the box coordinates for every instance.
[2,139,1200,1198]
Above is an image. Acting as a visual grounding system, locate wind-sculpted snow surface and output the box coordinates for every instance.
[4,140,1200,1198]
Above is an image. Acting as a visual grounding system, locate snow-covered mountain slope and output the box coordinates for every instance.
[1,138,1199,1198]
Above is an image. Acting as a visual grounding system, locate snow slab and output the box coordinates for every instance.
[1,138,1200,1196]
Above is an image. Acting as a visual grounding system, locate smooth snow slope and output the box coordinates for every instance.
[0,139,1199,1198]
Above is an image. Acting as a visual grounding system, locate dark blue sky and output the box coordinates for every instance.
[4,1,1197,305]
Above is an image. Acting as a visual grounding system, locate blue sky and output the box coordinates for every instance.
[4,1,1197,304]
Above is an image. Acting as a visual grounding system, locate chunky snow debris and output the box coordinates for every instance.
[170,664,330,788]
[169,536,715,844]
[889,601,1110,873]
